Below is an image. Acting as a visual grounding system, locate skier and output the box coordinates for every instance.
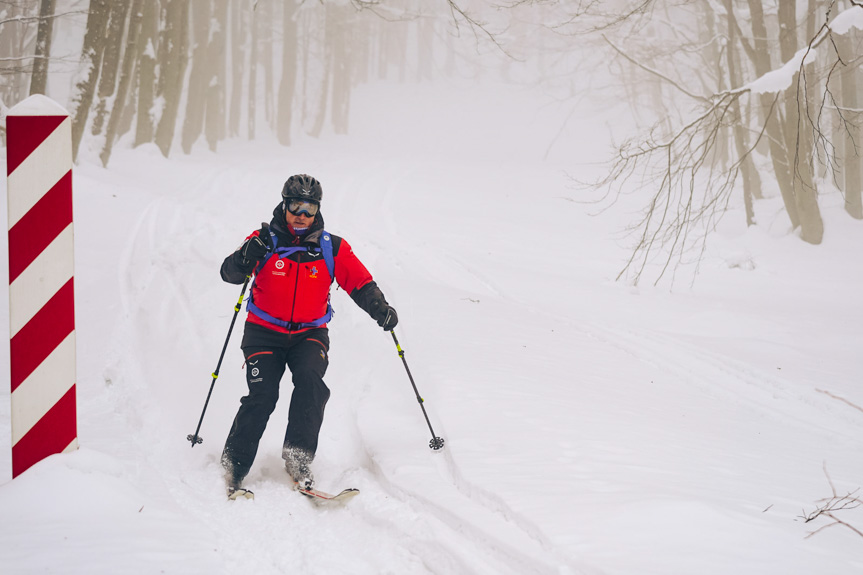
[219,174,398,499]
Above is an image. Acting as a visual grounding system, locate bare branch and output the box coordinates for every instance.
[602,34,709,103]
[801,464,863,540]
[816,389,863,414]
[0,9,88,28]
[443,0,514,57]
[587,1,863,285]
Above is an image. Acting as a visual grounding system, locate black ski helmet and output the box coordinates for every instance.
[281,174,323,203]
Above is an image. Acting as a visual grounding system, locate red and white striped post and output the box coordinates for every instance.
[5,94,77,478]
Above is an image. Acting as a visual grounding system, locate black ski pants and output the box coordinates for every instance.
[221,329,330,482]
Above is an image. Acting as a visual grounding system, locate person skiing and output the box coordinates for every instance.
[219,174,398,499]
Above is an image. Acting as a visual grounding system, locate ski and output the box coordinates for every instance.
[297,485,359,502]
[226,482,357,502]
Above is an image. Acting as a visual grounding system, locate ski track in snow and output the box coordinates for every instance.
[579,321,862,440]
[107,163,591,575]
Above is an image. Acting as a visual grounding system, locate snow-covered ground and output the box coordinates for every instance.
[1,79,862,574]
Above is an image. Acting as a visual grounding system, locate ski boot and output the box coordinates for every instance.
[223,460,254,501]
[284,446,315,491]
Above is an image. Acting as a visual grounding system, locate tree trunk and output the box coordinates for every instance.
[377,18,388,80]
[724,0,760,226]
[396,19,407,83]
[308,7,331,139]
[778,0,823,243]
[276,0,298,146]
[117,69,138,140]
[837,30,862,219]
[787,60,824,244]
[0,3,32,105]
[747,0,799,227]
[417,13,433,83]
[230,0,247,137]
[205,0,229,151]
[261,0,274,129]
[701,2,728,171]
[353,14,370,87]
[791,64,824,244]
[100,0,145,166]
[154,0,190,157]
[29,0,56,96]
[69,0,111,161]
[181,0,212,154]
[444,17,455,78]
[134,0,160,147]
[92,0,133,137]
[300,7,311,125]
[330,4,351,135]
[248,1,258,140]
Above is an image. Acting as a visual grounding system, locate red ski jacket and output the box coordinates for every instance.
[221,209,384,337]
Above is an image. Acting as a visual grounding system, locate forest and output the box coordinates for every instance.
[1,0,861,282]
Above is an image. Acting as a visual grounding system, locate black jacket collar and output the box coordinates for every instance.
[269,203,325,246]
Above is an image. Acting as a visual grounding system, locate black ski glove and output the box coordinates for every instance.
[241,234,268,266]
[371,300,398,331]
[350,281,398,330]
[380,306,398,330]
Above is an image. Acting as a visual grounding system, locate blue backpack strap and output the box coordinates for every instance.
[320,231,335,283]
[246,230,336,330]
[247,299,333,330]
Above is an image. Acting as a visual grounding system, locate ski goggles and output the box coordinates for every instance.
[286,198,319,217]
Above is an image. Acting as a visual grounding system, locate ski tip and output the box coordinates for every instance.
[298,487,359,502]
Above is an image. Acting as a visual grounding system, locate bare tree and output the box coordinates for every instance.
[779,0,824,245]
[307,6,330,139]
[745,0,799,227]
[154,0,190,157]
[69,0,111,161]
[0,2,36,106]
[834,22,862,218]
[276,0,299,146]
[588,1,861,285]
[91,1,132,139]
[100,0,144,166]
[205,0,229,151]
[330,3,351,135]
[181,0,213,153]
[229,0,247,137]
[134,0,160,147]
[248,0,257,140]
[261,0,274,129]
[723,0,758,227]
[28,0,55,96]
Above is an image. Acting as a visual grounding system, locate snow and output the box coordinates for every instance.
[7,93,70,116]
[1,78,862,575]
[745,47,817,95]
[743,6,863,96]
[829,5,863,35]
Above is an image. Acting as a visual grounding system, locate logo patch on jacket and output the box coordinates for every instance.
[309,266,318,279]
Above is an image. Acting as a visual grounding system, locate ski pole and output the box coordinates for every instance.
[187,275,251,447]
[390,329,445,450]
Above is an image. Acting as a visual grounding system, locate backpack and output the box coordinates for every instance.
[246,228,335,330]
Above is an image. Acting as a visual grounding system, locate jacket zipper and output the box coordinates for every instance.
[288,255,301,337]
